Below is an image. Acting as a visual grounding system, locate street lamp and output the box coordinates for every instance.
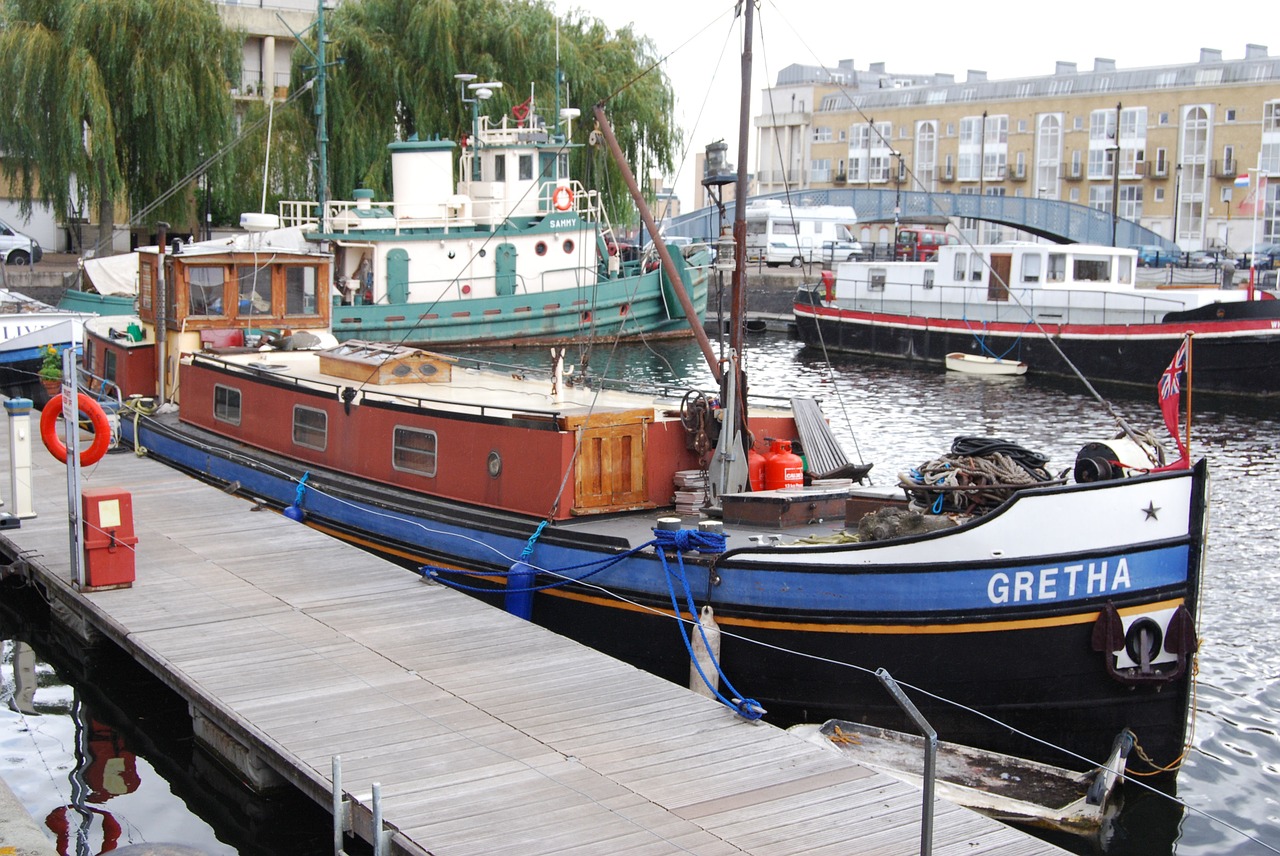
[456,73,503,181]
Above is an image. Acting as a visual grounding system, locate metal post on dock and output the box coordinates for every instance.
[5,397,35,519]
[332,755,350,855]
[875,667,936,856]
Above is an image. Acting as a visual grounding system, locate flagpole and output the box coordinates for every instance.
[1250,154,1261,300]
[1183,332,1193,463]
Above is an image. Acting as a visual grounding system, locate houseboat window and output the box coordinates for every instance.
[1047,254,1067,282]
[284,266,319,316]
[1073,256,1112,282]
[1117,256,1133,283]
[188,266,227,316]
[953,254,967,280]
[868,268,887,291]
[557,152,569,178]
[292,405,327,451]
[494,154,506,182]
[238,264,275,315]
[102,349,117,386]
[392,426,437,477]
[923,270,935,289]
[1021,254,1042,282]
[519,154,533,181]
[213,384,242,425]
[971,259,983,281]
[140,261,154,312]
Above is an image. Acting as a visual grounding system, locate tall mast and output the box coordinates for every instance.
[315,0,329,218]
[729,0,754,363]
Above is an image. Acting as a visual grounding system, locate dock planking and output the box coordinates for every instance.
[0,422,1069,855]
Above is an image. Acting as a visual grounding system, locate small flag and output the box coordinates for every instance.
[1238,175,1268,216]
[1157,338,1190,467]
[1235,174,1250,188]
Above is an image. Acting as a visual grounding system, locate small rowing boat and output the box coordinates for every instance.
[945,351,1028,376]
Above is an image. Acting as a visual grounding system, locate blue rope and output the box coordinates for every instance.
[960,317,1029,361]
[651,528,764,721]
[293,472,310,508]
[521,520,548,560]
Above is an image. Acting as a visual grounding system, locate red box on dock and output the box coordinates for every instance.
[82,487,137,590]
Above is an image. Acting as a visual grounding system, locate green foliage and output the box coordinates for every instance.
[39,345,62,381]
[290,0,680,227]
[0,0,239,238]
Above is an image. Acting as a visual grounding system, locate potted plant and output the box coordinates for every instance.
[39,345,63,395]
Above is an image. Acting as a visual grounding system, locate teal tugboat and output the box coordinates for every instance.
[279,83,710,348]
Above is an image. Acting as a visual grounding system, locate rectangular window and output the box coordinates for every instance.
[140,261,154,312]
[868,268,886,291]
[292,405,327,451]
[494,155,506,182]
[953,253,967,280]
[393,426,437,476]
[188,266,227,316]
[518,155,533,181]
[1265,102,1280,132]
[1073,255,1112,282]
[1226,108,1237,122]
[238,265,274,315]
[284,266,319,316]
[923,270,935,289]
[1047,253,1067,282]
[1021,254,1042,282]
[214,384,241,425]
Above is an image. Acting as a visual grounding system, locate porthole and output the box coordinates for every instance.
[535,241,548,256]
[487,450,502,478]
[563,239,575,253]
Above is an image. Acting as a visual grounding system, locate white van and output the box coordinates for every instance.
[0,217,43,265]
[744,202,859,267]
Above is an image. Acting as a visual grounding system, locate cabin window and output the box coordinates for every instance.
[953,254,967,280]
[1021,254,1042,282]
[535,241,548,256]
[284,266,319,316]
[1047,254,1067,282]
[213,384,242,425]
[292,405,327,451]
[188,266,227,316]
[1073,255,1112,282]
[868,268,886,291]
[494,154,506,182]
[1118,256,1134,284]
[238,264,275,315]
[393,426,437,477]
[519,155,533,181]
[971,259,983,282]
[101,349,117,387]
[563,239,575,254]
[923,271,935,290]
[558,152,569,178]
[140,261,154,312]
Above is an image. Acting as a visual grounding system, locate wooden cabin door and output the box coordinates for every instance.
[987,254,1012,301]
[567,411,652,514]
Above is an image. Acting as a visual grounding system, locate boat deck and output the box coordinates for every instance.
[0,417,1067,855]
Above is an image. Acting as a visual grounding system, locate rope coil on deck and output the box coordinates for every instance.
[899,436,1057,515]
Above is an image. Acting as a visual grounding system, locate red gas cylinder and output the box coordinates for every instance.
[748,443,766,491]
[764,439,804,490]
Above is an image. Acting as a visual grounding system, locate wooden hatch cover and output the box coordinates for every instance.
[562,409,654,515]
[318,339,453,385]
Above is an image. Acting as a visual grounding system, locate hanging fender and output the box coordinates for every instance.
[40,394,112,467]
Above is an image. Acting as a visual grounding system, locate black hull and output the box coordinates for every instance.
[793,298,1280,397]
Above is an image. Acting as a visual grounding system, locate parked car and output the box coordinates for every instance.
[1187,250,1224,268]
[0,217,42,265]
[1130,244,1179,267]
[1243,242,1280,269]
[820,239,865,264]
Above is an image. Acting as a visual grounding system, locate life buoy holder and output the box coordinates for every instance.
[40,394,111,467]
[552,186,574,211]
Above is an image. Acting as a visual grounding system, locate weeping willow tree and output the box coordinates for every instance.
[0,0,238,251]
[286,0,679,226]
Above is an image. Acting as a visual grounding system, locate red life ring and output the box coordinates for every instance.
[552,186,574,211]
[40,394,111,466]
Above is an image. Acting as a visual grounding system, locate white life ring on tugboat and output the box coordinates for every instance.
[553,186,574,211]
[40,394,111,466]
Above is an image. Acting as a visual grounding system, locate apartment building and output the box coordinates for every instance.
[216,0,319,103]
[757,47,1280,252]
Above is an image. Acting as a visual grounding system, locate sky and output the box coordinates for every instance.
[557,0,1272,209]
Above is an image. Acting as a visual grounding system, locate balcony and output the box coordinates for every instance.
[1215,159,1238,178]
[1009,164,1028,182]
[1062,162,1084,181]
[940,167,955,183]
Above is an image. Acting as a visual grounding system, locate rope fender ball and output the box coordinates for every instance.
[40,394,111,466]
[552,186,574,211]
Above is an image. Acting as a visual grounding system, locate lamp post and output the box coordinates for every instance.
[1110,102,1122,247]
[1172,163,1182,244]
[456,73,503,181]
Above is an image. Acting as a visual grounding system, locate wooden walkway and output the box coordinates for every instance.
[0,420,1067,855]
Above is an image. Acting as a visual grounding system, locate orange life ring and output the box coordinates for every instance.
[552,186,574,211]
[40,394,111,466]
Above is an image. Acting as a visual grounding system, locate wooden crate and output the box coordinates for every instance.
[318,339,453,385]
[721,486,851,529]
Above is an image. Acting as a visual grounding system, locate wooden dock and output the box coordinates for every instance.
[0,418,1068,855]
